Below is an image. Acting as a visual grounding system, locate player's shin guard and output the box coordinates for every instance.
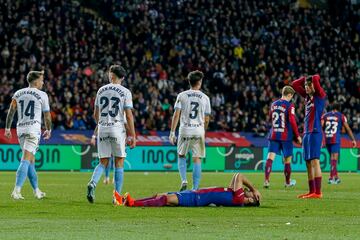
[90,163,105,185]
[15,160,30,188]
[284,163,291,184]
[192,162,201,190]
[114,167,124,194]
[330,160,337,179]
[178,157,187,183]
[27,163,38,190]
[315,177,322,194]
[265,159,273,181]
[134,195,167,207]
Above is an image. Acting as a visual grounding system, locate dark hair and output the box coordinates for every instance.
[245,198,260,207]
[331,102,340,111]
[305,76,313,85]
[109,65,126,79]
[27,71,44,83]
[187,70,204,87]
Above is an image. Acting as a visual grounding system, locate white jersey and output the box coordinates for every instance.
[12,87,50,135]
[174,89,211,136]
[95,83,133,132]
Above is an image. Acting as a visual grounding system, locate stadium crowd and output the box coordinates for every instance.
[0,0,359,134]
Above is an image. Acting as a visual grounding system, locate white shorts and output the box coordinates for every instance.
[177,135,205,158]
[18,133,40,156]
[97,130,126,158]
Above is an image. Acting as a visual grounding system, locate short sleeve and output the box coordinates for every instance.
[124,90,133,109]
[174,94,182,110]
[205,97,211,115]
[42,93,50,112]
[342,114,347,123]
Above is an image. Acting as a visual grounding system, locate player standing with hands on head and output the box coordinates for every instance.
[321,103,357,184]
[87,65,136,205]
[264,86,301,188]
[169,70,211,191]
[292,74,326,199]
[4,70,52,200]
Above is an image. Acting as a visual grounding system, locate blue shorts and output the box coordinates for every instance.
[175,190,236,207]
[268,140,293,158]
[303,132,323,161]
[326,143,340,154]
[176,191,197,207]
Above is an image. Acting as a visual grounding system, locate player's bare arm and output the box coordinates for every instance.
[242,174,261,201]
[125,108,136,148]
[204,115,210,131]
[91,125,98,146]
[43,111,52,140]
[169,109,181,145]
[343,121,357,148]
[4,99,17,139]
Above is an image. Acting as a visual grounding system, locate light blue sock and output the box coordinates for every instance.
[104,159,112,178]
[192,162,202,190]
[27,163,38,190]
[114,167,124,193]
[90,163,105,185]
[15,160,30,188]
[178,157,187,183]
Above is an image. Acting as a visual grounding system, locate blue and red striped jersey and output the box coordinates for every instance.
[268,99,299,141]
[322,111,347,144]
[292,74,326,133]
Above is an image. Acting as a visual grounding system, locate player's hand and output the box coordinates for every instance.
[127,136,136,149]
[90,135,96,146]
[169,131,176,145]
[352,140,357,148]
[4,128,12,139]
[42,130,51,140]
[252,189,261,202]
[296,136,302,145]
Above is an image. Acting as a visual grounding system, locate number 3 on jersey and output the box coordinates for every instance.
[19,100,35,120]
[189,102,199,119]
[272,112,285,129]
[100,96,120,117]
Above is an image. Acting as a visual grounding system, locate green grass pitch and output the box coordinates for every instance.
[1,171,359,239]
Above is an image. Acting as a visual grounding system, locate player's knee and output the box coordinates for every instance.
[100,158,109,167]
[114,157,124,168]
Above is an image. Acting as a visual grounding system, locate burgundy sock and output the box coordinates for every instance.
[332,160,338,178]
[134,195,167,207]
[265,159,273,181]
[284,163,291,184]
[308,179,315,193]
[330,160,337,179]
[314,177,322,194]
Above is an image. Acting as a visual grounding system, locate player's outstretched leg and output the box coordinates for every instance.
[178,156,188,191]
[27,162,46,199]
[11,160,31,200]
[192,161,201,190]
[87,162,106,203]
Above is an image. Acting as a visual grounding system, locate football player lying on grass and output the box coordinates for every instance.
[114,173,261,207]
